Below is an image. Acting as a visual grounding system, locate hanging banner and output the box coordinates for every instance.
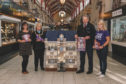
[77,7,79,15]
[84,0,90,8]
[80,1,83,11]
[36,0,41,5]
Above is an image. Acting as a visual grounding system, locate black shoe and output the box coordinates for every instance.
[86,71,93,74]
[35,68,38,71]
[76,70,84,74]
[41,68,44,71]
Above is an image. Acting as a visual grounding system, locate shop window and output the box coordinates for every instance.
[111,16,126,42]
[1,21,17,45]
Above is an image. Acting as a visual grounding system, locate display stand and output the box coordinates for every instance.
[44,31,78,71]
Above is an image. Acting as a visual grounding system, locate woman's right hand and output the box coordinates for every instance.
[18,39,25,43]
[21,40,26,43]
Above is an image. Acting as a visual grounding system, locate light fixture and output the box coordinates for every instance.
[61,19,64,22]
[60,0,65,5]
[59,11,66,17]
[61,13,64,17]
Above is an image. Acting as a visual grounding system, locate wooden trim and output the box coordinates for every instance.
[65,68,77,71]
[45,68,57,71]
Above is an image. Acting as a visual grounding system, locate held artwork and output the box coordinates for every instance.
[22,34,30,42]
[77,37,86,51]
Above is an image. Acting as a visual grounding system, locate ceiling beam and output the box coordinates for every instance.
[50,7,60,13]
[64,8,72,15]
[49,3,60,9]
[45,0,51,6]
[47,0,82,16]
[50,4,61,12]
[52,9,60,16]
[66,0,77,7]
[64,3,74,10]
[49,0,59,6]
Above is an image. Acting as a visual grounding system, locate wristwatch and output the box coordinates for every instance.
[102,45,105,48]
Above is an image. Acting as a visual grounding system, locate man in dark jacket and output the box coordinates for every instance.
[32,23,46,71]
[75,15,96,74]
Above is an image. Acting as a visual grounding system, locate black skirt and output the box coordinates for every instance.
[19,42,32,56]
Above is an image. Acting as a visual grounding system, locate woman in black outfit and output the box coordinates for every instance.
[32,22,46,71]
[17,22,32,74]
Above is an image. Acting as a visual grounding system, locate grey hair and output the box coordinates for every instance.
[82,15,89,20]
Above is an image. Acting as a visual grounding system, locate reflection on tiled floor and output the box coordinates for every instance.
[0,51,126,84]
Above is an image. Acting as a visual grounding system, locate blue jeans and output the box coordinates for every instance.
[96,47,108,75]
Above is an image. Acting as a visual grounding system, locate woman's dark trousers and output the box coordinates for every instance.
[22,55,29,72]
[96,47,108,75]
[34,49,44,70]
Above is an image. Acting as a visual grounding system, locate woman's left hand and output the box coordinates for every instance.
[93,45,96,49]
[42,40,44,43]
[28,39,31,42]
[99,46,103,49]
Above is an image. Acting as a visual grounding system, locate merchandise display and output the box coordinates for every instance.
[1,21,17,45]
[44,34,78,71]
[111,16,126,42]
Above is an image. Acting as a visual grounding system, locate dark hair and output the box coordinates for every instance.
[21,22,28,31]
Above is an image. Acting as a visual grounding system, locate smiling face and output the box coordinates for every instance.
[36,23,42,31]
[83,16,89,24]
[98,23,103,30]
[97,20,106,31]
[23,24,28,30]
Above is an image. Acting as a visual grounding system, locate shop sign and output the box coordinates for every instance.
[112,9,122,17]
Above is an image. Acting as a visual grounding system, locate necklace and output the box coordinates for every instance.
[35,31,43,37]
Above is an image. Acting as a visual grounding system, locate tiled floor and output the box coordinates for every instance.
[0,51,126,84]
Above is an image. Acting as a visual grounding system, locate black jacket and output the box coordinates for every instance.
[32,31,46,50]
[77,22,96,46]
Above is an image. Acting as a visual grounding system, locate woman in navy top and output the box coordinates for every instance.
[93,20,110,78]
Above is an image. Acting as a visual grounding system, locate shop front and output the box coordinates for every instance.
[105,5,126,65]
[27,22,35,32]
[0,15,21,64]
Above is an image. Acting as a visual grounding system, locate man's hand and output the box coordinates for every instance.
[85,36,90,40]
[36,39,41,42]
[75,35,78,39]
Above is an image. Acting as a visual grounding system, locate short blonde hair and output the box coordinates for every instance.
[97,20,107,31]
[35,22,42,29]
